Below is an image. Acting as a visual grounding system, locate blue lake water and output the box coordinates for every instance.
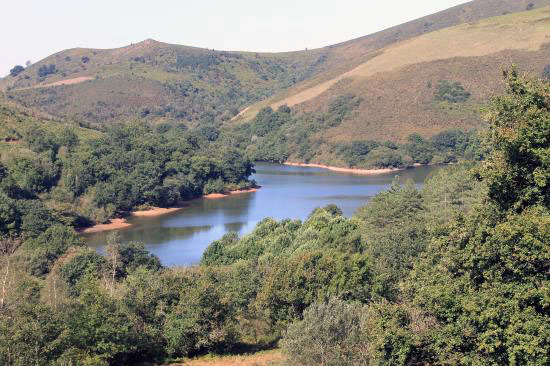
[85,163,440,266]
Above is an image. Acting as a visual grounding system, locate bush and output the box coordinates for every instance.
[37,64,57,78]
[9,65,24,77]
[282,298,368,366]
[435,80,471,103]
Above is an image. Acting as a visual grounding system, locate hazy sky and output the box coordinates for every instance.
[1,0,468,76]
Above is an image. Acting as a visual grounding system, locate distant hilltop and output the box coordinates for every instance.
[1,0,550,142]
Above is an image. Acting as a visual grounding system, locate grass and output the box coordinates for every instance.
[4,1,548,129]
[232,6,550,143]
[169,350,286,366]
[0,99,102,150]
[0,40,325,126]
[264,6,550,111]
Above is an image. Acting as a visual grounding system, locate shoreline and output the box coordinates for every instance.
[283,162,404,175]
[79,187,260,234]
[203,187,259,199]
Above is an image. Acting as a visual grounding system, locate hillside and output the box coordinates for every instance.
[0,40,326,126]
[0,96,101,152]
[237,4,550,134]
[2,0,549,129]
[224,4,550,168]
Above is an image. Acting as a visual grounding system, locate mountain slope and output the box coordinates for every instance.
[0,40,326,126]
[2,0,548,128]
[234,4,550,146]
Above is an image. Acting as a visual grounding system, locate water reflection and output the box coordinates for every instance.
[85,163,440,266]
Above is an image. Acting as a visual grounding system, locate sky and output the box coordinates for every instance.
[1,0,468,76]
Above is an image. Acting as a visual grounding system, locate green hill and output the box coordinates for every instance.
[227,4,550,168]
[0,40,326,127]
[2,0,548,131]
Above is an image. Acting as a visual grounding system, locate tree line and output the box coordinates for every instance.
[219,93,483,169]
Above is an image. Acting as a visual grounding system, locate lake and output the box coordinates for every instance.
[85,163,440,266]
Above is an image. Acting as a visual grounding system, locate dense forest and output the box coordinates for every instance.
[0,68,548,365]
[0,115,255,233]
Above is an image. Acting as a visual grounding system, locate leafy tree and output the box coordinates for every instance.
[59,249,107,296]
[406,133,433,164]
[282,298,368,366]
[37,64,57,78]
[479,68,550,211]
[26,225,83,277]
[355,178,426,300]
[9,65,24,77]
[404,68,550,365]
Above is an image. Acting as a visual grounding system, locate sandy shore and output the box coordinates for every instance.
[79,218,132,234]
[203,188,259,199]
[131,207,184,217]
[283,162,403,175]
[80,188,260,234]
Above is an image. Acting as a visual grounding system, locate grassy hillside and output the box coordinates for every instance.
[0,40,326,126]
[223,5,550,168]
[2,0,549,130]
[0,96,101,149]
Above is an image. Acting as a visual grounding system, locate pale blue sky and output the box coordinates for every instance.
[1,0,467,76]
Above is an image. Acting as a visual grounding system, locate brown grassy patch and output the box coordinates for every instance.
[271,7,550,110]
[171,350,285,366]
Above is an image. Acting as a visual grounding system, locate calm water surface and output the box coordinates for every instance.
[85,163,440,266]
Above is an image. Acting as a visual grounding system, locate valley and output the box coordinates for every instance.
[1,1,549,365]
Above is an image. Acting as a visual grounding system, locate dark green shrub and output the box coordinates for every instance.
[435,80,471,103]
[282,298,368,366]
[37,64,57,78]
[9,65,24,77]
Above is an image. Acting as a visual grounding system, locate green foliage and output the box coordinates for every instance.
[59,249,107,296]
[355,179,427,300]
[6,156,57,194]
[61,122,254,218]
[9,65,24,77]
[282,298,368,366]
[230,100,480,168]
[400,69,550,365]
[113,241,163,278]
[164,267,241,357]
[422,162,485,228]
[258,250,372,327]
[25,225,83,277]
[37,64,57,78]
[237,94,364,165]
[434,80,471,103]
[479,68,550,211]
[61,278,139,365]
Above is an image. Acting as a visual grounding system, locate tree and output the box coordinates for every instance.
[355,178,426,300]
[404,68,550,365]
[37,64,57,78]
[9,65,24,77]
[0,238,22,309]
[479,67,550,211]
[282,298,369,366]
